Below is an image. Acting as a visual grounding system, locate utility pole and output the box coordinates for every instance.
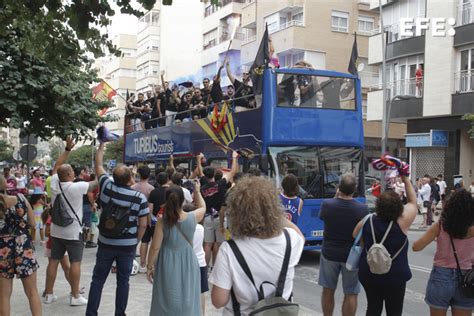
[379,0,388,191]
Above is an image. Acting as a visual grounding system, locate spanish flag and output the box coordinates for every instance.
[210,103,228,133]
[92,81,117,117]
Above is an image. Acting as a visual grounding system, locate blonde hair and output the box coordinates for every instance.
[226,176,284,239]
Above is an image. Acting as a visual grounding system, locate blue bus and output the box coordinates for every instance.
[124,67,365,250]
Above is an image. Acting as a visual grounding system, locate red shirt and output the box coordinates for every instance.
[372,183,381,197]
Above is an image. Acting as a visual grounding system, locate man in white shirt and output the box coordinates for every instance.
[437,174,447,206]
[419,177,432,228]
[43,137,99,306]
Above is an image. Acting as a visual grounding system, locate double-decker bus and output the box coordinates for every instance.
[124,67,365,250]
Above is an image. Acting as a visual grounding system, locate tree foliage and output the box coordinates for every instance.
[0,140,14,162]
[68,145,95,168]
[462,114,474,139]
[104,137,124,164]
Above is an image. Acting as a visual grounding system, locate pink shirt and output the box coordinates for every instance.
[31,177,44,190]
[434,224,474,270]
[131,181,154,199]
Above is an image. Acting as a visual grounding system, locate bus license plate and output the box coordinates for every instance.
[311,230,324,237]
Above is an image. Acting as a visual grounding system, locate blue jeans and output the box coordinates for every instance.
[86,246,135,316]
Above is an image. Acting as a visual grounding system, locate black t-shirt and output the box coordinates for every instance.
[319,198,369,262]
[233,79,254,108]
[201,177,228,216]
[148,186,166,216]
[201,87,212,105]
[176,101,190,121]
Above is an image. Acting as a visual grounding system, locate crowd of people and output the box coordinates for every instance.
[1,143,473,316]
[125,58,256,132]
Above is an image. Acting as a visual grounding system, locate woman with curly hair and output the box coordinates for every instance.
[0,175,42,316]
[413,190,474,315]
[352,174,418,316]
[209,176,304,315]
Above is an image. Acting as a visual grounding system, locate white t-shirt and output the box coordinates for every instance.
[437,180,447,195]
[419,183,431,202]
[183,187,193,204]
[209,228,304,316]
[193,224,206,267]
[16,176,27,189]
[50,174,89,240]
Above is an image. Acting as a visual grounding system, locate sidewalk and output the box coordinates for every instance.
[9,243,320,315]
[408,209,441,232]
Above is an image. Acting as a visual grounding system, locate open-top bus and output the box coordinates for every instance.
[124,67,365,250]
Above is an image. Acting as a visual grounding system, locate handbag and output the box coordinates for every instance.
[346,214,372,271]
[449,235,474,298]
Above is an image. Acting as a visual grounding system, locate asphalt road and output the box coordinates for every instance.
[293,230,436,316]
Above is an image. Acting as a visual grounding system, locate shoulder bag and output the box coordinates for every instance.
[449,235,474,298]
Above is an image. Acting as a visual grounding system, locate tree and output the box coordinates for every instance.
[68,145,95,168]
[49,139,63,162]
[0,140,14,162]
[463,114,474,139]
[104,137,124,164]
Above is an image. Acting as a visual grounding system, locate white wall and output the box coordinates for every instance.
[459,128,474,188]
[369,33,383,65]
[367,89,384,121]
[159,0,203,82]
[305,51,326,70]
[423,0,456,116]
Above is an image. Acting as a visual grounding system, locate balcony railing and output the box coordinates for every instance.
[203,39,217,50]
[458,2,474,26]
[387,77,423,98]
[269,20,304,34]
[242,34,256,44]
[359,71,380,89]
[454,69,474,93]
[204,0,244,17]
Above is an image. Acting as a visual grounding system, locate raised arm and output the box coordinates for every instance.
[189,153,204,179]
[52,137,75,175]
[160,70,166,88]
[398,175,418,233]
[192,180,206,223]
[95,142,106,178]
[224,58,235,85]
[168,155,175,174]
[223,151,239,183]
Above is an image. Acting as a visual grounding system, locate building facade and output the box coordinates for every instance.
[95,34,138,135]
[238,0,406,178]
[367,0,474,188]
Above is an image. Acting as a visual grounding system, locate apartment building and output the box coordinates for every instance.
[367,0,474,187]
[239,0,405,177]
[95,34,138,135]
[136,9,161,93]
[201,0,244,87]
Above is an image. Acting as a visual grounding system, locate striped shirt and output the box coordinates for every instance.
[98,174,149,250]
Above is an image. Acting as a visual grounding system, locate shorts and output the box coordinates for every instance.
[200,266,209,293]
[203,216,224,243]
[318,255,361,295]
[83,204,92,228]
[141,225,155,243]
[0,234,39,279]
[425,266,474,310]
[51,237,84,263]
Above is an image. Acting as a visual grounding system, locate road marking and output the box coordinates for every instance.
[409,264,432,274]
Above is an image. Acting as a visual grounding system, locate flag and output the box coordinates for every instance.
[249,24,270,95]
[92,80,117,117]
[210,103,229,133]
[348,32,359,77]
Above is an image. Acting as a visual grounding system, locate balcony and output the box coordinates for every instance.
[136,50,160,67]
[242,34,256,45]
[204,0,244,18]
[269,20,304,34]
[369,0,397,10]
[359,71,379,90]
[452,70,474,115]
[386,35,425,62]
[454,3,474,47]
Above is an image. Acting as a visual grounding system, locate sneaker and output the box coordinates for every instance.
[42,294,58,304]
[70,295,88,306]
[85,241,97,248]
[139,264,147,274]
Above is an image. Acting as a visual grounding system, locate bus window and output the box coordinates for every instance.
[319,147,363,198]
[276,73,355,110]
[269,147,322,199]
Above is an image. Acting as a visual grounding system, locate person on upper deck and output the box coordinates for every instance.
[224,57,255,112]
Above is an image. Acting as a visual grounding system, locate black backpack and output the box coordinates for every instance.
[228,229,299,316]
[98,188,138,238]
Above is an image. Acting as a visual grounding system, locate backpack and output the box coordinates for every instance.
[228,230,299,316]
[98,188,138,238]
[51,182,81,227]
[366,215,407,275]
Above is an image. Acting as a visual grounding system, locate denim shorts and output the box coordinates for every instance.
[318,255,361,295]
[425,266,474,310]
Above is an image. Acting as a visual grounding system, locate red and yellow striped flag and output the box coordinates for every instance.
[92,81,117,117]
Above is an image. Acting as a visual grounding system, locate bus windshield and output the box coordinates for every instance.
[269,146,363,199]
[276,72,356,110]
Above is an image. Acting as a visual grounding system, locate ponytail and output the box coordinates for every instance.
[164,185,185,227]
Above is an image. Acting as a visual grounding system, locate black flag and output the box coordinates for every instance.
[348,32,359,77]
[249,24,270,95]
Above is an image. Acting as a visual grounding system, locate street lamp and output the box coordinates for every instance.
[380,94,417,191]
